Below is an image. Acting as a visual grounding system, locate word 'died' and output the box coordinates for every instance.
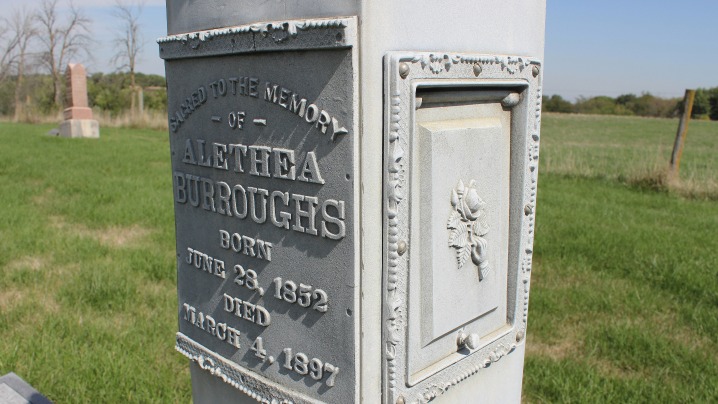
[182,139,324,185]
[223,293,271,327]
[173,172,346,240]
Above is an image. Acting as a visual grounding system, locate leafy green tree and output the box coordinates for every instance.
[690,89,710,118]
[704,87,718,121]
[542,94,574,113]
[615,93,637,106]
[87,71,166,115]
[575,96,632,116]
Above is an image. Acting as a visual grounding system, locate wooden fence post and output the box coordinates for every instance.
[669,89,696,178]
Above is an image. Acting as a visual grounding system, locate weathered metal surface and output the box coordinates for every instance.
[162,17,358,403]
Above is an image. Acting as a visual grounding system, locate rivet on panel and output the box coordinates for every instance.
[524,204,533,216]
[501,93,521,108]
[397,241,407,256]
[396,396,405,404]
[532,65,540,77]
[466,333,480,350]
[473,63,482,76]
[457,330,480,350]
[457,330,467,347]
[399,63,410,79]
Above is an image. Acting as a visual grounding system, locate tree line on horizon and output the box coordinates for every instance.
[543,88,718,120]
[0,71,166,119]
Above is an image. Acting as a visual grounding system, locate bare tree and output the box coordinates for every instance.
[8,8,38,121]
[36,0,92,110]
[0,7,38,121]
[0,16,22,83]
[112,0,144,115]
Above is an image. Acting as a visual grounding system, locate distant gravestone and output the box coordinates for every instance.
[59,63,99,138]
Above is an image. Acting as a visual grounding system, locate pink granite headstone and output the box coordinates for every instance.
[58,63,99,138]
[63,64,93,120]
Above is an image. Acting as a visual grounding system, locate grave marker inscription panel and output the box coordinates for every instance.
[161,18,358,404]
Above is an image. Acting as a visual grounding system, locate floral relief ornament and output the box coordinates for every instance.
[447,180,490,280]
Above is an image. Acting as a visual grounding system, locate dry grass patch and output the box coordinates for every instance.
[50,216,153,248]
[526,335,581,361]
[646,311,714,352]
[95,225,152,248]
[31,187,55,208]
[591,357,642,380]
[0,289,26,311]
[6,256,45,271]
[526,327,640,381]
[0,287,60,321]
[627,167,718,200]
[94,110,169,131]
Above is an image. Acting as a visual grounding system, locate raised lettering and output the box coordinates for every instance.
[174,172,187,203]
[321,200,346,240]
[270,191,291,229]
[216,182,232,216]
[298,152,325,185]
[249,146,271,177]
[201,178,215,212]
[289,94,307,117]
[305,104,319,123]
[182,138,197,164]
[212,143,228,170]
[273,148,296,180]
[317,110,331,134]
[228,144,248,173]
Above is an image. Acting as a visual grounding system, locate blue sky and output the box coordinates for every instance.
[0,0,167,76]
[545,0,718,100]
[77,2,167,76]
[1,1,717,101]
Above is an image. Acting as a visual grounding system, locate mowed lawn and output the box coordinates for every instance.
[525,114,718,402]
[539,113,718,198]
[0,114,716,402]
[0,123,191,401]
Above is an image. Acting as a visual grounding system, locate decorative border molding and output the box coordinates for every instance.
[176,333,321,404]
[407,53,534,75]
[383,52,542,404]
[158,17,355,59]
[158,19,347,43]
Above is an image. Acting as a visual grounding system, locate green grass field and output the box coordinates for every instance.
[525,114,718,402]
[540,113,718,198]
[0,114,716,402]
[0,123,191,401]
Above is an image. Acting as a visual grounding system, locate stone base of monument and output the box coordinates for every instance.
[59,119,99,138]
